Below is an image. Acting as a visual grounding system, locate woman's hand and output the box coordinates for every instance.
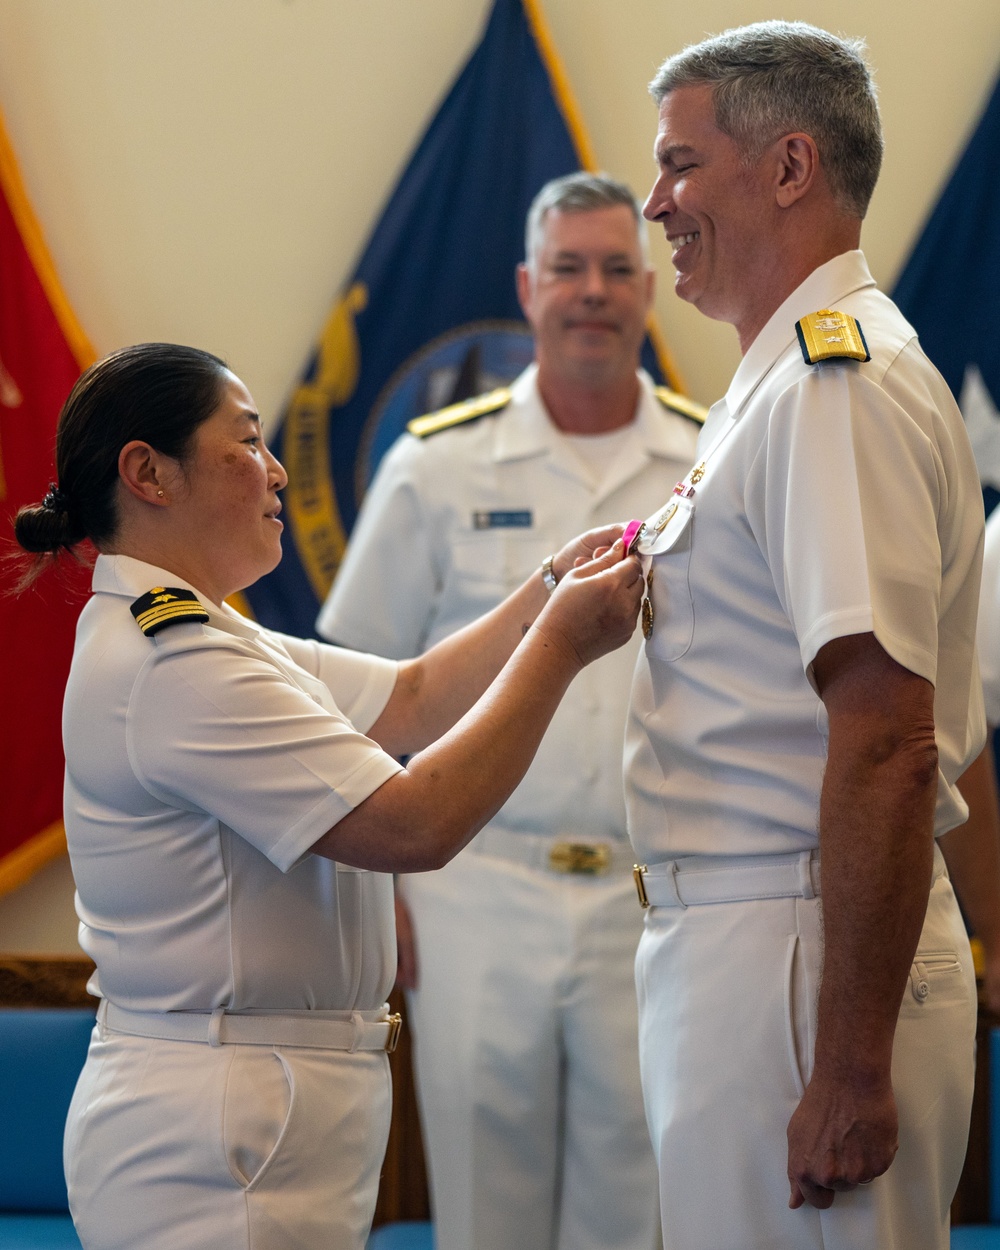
[534,540,644,669]
[367,525,636,759]
[551,523,627,583]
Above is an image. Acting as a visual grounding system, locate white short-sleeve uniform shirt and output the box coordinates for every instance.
[64,554,403,1013]
[977,509,1000,724]
[625,250,985,863]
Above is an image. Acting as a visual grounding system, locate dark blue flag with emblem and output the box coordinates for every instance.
[244,0,682,636]
[893,69,1000,507]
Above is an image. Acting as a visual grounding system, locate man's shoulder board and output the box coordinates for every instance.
[654,386,708,426]
[796,309,871,365]
[130,586,209,637]
[407,388,512,439]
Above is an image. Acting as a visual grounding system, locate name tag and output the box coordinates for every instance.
[472,510,533,529]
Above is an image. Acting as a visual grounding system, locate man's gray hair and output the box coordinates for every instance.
[649,21,882,219]
[524,172,649,269]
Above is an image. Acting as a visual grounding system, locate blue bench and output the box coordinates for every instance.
[367,1222,434,1249]
[3,1001,993,1250]
[954,1230,1000,1247]
[0,1007,93,1249]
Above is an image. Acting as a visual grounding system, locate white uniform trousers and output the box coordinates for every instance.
[635,868,977,1250]
[64,1026,392,1250]
[403,846,660,1250]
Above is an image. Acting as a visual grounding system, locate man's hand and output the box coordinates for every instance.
[787,1069,898,1208]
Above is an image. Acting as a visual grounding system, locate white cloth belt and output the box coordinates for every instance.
[98,999,403,1052]
[635,844,947,909]
[470,826,632,876]
[635,850,822,909]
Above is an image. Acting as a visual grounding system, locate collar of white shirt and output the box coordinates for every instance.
[492,362,696,466]
[724,248,878,420]
[91,552,261,641]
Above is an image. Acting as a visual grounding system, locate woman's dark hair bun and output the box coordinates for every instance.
[13,500,85,554]
[11,342,228,587]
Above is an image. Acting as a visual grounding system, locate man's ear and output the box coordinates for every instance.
[516,262,534,320]
[118,440,172,505]
[773,133,820,208]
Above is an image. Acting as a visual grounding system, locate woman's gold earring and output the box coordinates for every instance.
[157,489,165,498]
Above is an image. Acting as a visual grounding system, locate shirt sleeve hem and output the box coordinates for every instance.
[800,607,938,691]
[270,752,405,872]
[337,656,399,733]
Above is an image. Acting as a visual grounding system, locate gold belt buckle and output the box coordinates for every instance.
[633,864,650,909]
[385,1013,403,1054]
[549,842,611,875]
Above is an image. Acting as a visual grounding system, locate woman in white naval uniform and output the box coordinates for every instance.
[13,343,644,1250]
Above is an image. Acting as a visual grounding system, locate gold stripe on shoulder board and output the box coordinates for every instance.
[654,386,708,425]
[796,310,870,365]
[130,586,209,637]
[407,387,512,439]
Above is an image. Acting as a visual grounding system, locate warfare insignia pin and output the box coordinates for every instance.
[130,587,209,636]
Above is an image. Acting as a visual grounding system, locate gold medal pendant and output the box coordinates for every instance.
[641,569,654,639]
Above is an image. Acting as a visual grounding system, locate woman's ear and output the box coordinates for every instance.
[118,441,173,505]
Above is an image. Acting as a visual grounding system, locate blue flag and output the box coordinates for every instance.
[893,70,1000,503]
[245,0,678,636]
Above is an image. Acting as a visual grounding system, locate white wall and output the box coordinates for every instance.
[1,0,998,948]
[2,0,998,417]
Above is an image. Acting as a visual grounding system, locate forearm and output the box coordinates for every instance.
[787,633,940,1208]
[814,734,937,1079]
[377,570,550,755]
[370,526,625,756]
[313,618,581,871]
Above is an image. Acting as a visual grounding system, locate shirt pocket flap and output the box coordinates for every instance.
[637,496,694,557]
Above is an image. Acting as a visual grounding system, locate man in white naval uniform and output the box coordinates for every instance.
[318,172,704,1250]
[628,21,985,1250]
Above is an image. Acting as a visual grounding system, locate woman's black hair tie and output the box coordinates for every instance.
[41,483,69,513]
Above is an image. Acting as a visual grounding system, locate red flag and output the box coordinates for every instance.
[0,108,95,895]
